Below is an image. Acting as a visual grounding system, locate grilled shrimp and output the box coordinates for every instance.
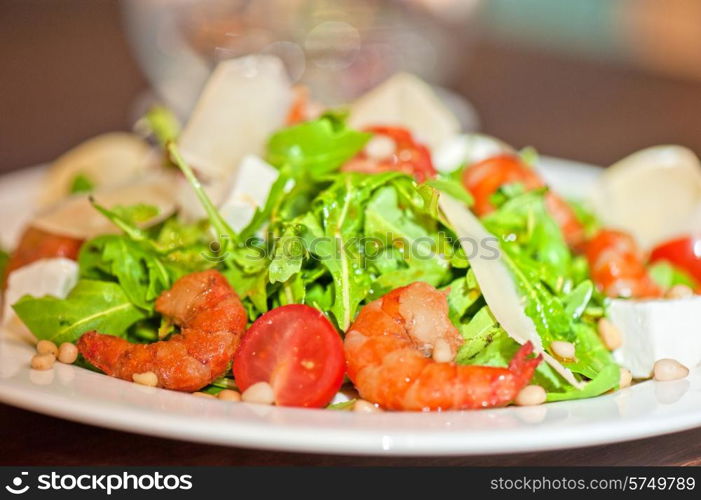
[344,282,541,411]
[78,270,246,392]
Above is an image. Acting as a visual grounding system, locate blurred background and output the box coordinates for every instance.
[2,0,701,173]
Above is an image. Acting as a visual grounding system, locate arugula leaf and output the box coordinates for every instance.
[69,173,94,194]
[266,112,371,177]
[546,363,619,402]
[13,280,145,345]
[455,306,501,362]
[78,235,173,312]
[649,261,699,290]
[326,399,357,411]
[425,177,474,206]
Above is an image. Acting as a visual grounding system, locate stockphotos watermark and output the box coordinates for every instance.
[3,470,192,496]
[200,232,501,264]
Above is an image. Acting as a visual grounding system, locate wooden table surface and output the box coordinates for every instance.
[2,1,701,466]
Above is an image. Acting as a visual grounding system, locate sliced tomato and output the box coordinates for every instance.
[462,154,543,216]
[585,229,661,298]
[233,304,345,408]
[342,125,436,182]
[650,235,701,284]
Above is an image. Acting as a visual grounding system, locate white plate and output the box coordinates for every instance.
[1,160,700,456]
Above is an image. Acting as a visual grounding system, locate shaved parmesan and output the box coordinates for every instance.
[609,297,701,378]
[348,73,460,153]
[219,155,279,232]
[33,172,177,240]
[40,132,155,207]
[2,258,78,342]
[589,146,701,250]
[178,55,292,182]
[439,194,584,388]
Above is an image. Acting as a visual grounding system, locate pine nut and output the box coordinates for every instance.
[353,399,382,413]
[241,381,275,405]
[598,318,622,350]
[432,338,453,363]
[666,284,694,299]
[619,367,632,389]
[653,359,689,381]
[217,389,241,402]
[514,385,547,406]
[132,371,158,387]
[193,391,216,399]
[551,340,576,360]
[30,353,55,371]
[36,340,58,356]
[57,343,78,364]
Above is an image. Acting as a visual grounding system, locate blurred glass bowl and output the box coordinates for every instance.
[122,0,480,120]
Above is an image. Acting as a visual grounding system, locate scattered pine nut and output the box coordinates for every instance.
[653,359,689,381]
[132,371,158,387]
[598,318,622,351]
[353,399,382,413]
[30,353,55,371]
[193,391,216,399]
[514,385,547,406]
[36,340,58,357]
[57,343,78,364]
[619,367,632,389]
[241,381,275,405]
[364,135,396,160]
[550,340,576,360]
[217,390,241,402]
[666,284,694,300]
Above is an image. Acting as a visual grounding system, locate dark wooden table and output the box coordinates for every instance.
[2,0,701,466]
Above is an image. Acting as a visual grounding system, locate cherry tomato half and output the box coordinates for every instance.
[342,125,436,182]
[585,229,661,298]
[233,304,345,408]
[650,235,701,284]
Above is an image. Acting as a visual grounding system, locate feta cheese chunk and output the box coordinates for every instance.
[219,155,279,233]
[609,296,701,378]
[2,258,79,342]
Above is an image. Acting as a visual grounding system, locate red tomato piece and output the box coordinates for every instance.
[650,235,701,284]
[233,304,345,408]
[585,229,662,298]
[342,125,436,182]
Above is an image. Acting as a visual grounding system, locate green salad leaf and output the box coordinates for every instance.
[13,280,145,345]
[266,111,371,177]
[69,173,94,194]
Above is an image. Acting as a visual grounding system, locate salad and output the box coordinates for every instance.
[2,55,700,412]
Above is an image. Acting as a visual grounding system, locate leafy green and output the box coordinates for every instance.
[13,280,145,345]
[69,173,94,194]
[649,261,699,290]
[326,399,357,411]
[425,177,473,206]
[546,363,619,402]
[0,249,8,288]
[144,105,181,146]
[266,112,371,178]
[78,235,173,312]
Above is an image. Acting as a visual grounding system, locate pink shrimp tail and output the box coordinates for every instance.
[77,332,131,376]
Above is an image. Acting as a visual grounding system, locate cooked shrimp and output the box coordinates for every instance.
[77,270,247,392]
[585,229,661,298]
[344,282,541,411]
